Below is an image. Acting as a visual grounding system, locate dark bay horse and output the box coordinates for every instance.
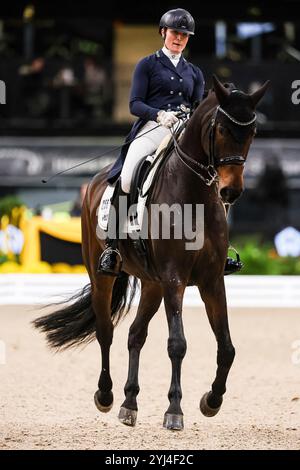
[34,76,269,430]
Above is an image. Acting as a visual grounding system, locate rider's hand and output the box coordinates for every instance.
[157,110,179,128]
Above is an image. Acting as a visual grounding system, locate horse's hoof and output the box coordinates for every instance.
[118,406,137,426]
[94,390,113,413]
[200,392,222,417]
[163,413,184,431]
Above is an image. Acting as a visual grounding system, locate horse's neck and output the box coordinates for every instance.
[180,102,215,164]
[161,100,219,202]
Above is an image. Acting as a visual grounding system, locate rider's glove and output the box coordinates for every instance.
[157,110,179,128]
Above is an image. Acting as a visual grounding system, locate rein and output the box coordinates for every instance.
[173,105,257,186]
[173,137,218,186]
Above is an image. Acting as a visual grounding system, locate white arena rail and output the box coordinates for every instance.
[0,274,300,308]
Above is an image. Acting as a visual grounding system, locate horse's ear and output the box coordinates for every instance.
[249,80,270,107]
[212,74,230,106]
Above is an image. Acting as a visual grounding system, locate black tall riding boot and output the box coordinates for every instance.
[224,249,243,275]
[97,183,127,276]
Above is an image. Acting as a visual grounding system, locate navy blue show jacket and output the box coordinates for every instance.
[107,49,205,183]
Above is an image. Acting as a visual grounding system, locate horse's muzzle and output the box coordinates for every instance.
[220,187,243,204]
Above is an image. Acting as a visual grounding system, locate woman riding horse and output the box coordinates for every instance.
[100,8,242,277]
[34,74,269,430]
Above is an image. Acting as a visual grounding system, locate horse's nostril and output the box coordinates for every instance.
[220,187,242,204]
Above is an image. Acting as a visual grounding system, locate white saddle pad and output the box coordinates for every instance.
[97,151,165,234]
[97,184,115,231]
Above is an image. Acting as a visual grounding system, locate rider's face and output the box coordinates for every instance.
[163,28,189,54]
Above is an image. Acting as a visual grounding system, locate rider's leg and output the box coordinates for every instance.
[121,121,169,193]
[98,122,169,276]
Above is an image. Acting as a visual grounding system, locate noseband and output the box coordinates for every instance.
[174,103,257,186]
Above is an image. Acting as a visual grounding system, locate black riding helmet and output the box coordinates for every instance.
[159,8,195,36]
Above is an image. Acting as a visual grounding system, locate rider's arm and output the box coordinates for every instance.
[191,66,205,104]
[129,57,160,122]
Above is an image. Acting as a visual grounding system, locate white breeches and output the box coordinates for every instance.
[120,120,171,194]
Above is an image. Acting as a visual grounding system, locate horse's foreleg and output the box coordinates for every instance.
[118,281,162,427]
[162,283,186,431]
[198,279,235,417]
[92,279,115,413]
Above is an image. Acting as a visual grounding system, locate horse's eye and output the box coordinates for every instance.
[218,125,225,135]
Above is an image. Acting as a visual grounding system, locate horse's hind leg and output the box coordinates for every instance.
[92,277,115,413]
[118,281,162,427]
[198,279,235,417]
[81,187,115,412]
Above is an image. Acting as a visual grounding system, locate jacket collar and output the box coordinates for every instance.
[155,49,187,77]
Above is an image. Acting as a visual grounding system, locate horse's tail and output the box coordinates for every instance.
[111,274,138,326]
[33,274,138,350]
